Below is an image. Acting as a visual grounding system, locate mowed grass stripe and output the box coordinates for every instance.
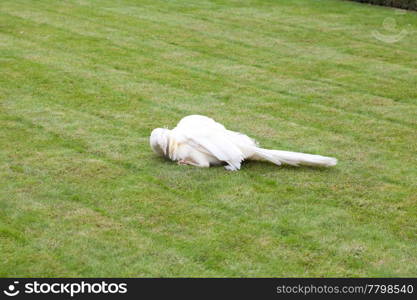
[76,0,417,83]
[100,0,417,70]
[3,2,417,107]
[66,0,417,61]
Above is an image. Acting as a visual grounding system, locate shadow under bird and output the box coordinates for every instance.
[150,115,337,171]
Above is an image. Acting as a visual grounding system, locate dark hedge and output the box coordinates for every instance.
[349,0,417,10]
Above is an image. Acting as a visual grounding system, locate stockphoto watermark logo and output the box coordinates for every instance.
[3,281,20,297]
[2,280,128,297]
[372,9,413,43]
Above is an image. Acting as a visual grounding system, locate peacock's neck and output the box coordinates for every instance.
[167,134,179,160]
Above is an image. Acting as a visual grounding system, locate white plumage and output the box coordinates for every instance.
[150,115,337,171]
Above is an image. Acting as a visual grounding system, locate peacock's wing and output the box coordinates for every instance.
[175,129,244,170]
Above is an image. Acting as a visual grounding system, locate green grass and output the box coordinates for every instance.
[0,0,416,277]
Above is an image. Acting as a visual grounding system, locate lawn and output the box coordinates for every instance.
[0,0,416,277]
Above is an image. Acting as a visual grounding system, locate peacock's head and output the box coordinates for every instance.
[150,128,172,157]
